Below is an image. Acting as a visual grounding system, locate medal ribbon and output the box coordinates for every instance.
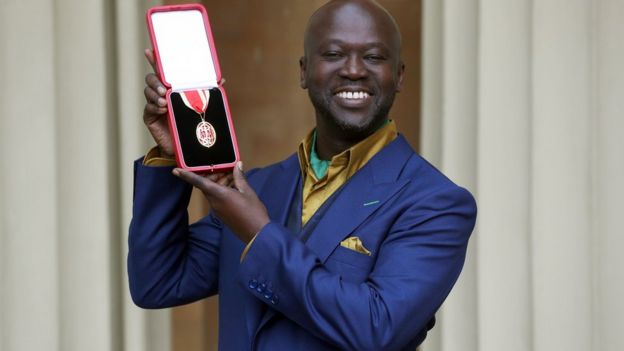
[180,89,210,115]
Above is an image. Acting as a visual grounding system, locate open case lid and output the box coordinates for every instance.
[147,4,222,91]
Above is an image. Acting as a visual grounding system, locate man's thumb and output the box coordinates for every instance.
[233,161,248,192]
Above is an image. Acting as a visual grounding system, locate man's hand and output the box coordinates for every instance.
[173,162,270,243]
[143,49,175,158]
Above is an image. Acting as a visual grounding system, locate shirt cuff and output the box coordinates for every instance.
[240,232,261,262]
[143,146,177,167]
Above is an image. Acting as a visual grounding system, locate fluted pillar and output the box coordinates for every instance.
[116,0,172,350]
[0,0,171,350]
[421,0,624,350]
[54,0,120,349]
[432,1,480,351]
[477,1,533,350]
[592,1,624,350]
[0,1,60,350]
[531,1,593,350]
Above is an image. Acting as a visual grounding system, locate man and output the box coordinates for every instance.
[129,0,477,350]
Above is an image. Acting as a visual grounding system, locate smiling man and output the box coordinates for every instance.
[301,0,404,156]
[129,1,477,350]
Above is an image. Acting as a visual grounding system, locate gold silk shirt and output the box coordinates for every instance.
[297,120,398,226]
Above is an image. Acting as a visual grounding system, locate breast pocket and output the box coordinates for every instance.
[325,246,375,283]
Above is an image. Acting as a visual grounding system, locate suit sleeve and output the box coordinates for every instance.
[127,159,222,308]
[238,185,477,351]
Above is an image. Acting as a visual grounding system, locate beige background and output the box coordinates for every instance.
[1,1,623,351]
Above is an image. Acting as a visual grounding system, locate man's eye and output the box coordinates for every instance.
[322,51,342,59]
[365,55,386,62]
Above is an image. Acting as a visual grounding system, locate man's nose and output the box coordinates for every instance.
[339,55,368,80]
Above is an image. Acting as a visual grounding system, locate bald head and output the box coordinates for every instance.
[298,0,406,147]
[304,0,402,59]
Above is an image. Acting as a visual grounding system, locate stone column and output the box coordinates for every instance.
[593,2,624,350]
[421,0,624,350]
[477,1,533,350]
[0,0,171,350]
[116,0,172,350]
[421,1,479,350]
[0,1,60,350]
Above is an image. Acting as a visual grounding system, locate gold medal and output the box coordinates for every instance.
[196,121,216,148]
[180,89,217,148]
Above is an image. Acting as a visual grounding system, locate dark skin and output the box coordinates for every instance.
[142,0,404,243]
[300,0,405,160]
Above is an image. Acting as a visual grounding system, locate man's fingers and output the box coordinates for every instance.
[217,174,234,187]
[145,74,167,96]
[143,73,168,122]
[173,168,224,197]
[144,104,168,119]
[173,168,208,188]
[144,48,159,74]
[144,102,167,113]
[206,174,221,182]
[143,85,168,124]
[144,85,167,106]
[232,162,249,193]
[205,173,232,187]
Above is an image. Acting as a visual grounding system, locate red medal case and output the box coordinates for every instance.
[147,4,240,173]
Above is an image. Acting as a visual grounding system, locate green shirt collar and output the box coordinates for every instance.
[309,131,330,179]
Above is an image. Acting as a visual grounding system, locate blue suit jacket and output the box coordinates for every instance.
[128,135,476,351]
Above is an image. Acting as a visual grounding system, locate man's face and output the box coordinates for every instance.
[300,2,404,137]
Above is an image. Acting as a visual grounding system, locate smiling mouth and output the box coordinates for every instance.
[334,91,371,100]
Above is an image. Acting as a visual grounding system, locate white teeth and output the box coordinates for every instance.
[336,91,369,100]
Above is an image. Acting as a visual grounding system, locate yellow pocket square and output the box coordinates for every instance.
[340,237,372,256]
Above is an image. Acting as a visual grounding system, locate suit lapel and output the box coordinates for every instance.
[253,136,414,336]
[305,136,413,262]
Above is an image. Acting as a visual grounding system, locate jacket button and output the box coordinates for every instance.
[248,279,258,289]
[257,283,267,293]
[263,290,273,300]
[270,295,279,305]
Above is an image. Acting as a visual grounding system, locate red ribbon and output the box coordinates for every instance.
[180,89,210,114]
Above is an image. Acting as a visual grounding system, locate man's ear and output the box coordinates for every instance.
[395,61,405,92]
[299,57,307,89]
